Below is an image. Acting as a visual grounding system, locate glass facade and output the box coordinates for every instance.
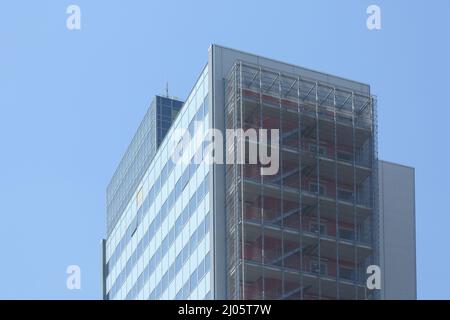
[106,95,183,235]
[156,96,183,146]
[105,67,211,300]
[225,62,378,300]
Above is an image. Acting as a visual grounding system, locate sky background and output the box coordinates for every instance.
[0,0,449,299]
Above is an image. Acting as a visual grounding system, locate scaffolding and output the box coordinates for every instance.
[225,61,379,300]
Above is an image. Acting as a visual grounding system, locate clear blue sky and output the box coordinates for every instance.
[0,0,449,299]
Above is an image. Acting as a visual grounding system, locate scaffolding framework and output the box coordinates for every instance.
[225,62,379,300]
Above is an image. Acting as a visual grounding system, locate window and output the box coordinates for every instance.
[337,150,352,162]
[197,219,205,241]
[188,121,195,138]
[189,195,196,217]
[203,96,209,117]
[182,168,190,191]
[162,272,169,292]
[182,207,189,225]
[136,187,143,208]
[309,144,327,157]
[309,182,325,195]
[339,227,355,241]
[196,103,204,122]
[183,282,190,299]
[190,230,198,254]
[311,260,327,275]
[162,104,172,117]
[339,266,355,281]
[175,215,183,234]
[190,269,198,293]
[198,260,206,282]
[130,219,138,238]
[310,221,326,235]
[175,253,182,272]
[162,236,169,253]
[175,178,182,196]
[183,245,190,262]
[161,163,168,179]
[338,189,353,202]
[205,253,211,272]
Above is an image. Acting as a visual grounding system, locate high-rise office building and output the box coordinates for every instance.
[102,45,416,300]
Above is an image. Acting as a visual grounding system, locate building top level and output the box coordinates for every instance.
[210,44,370,96]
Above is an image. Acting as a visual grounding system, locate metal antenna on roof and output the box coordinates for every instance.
[166,82,169,98]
